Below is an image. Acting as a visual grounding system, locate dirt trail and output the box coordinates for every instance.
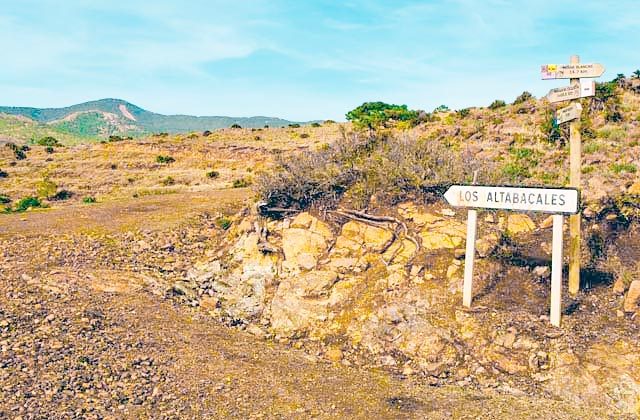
[0,189,251,236]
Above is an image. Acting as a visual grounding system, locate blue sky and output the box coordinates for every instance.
[1,1,639,120]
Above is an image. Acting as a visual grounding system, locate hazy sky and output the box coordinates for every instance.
[1,1,639,120]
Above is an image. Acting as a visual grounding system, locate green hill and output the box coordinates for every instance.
[0,98,308,141]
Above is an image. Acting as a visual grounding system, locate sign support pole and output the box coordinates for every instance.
[463,209,477,307]
[568,54,582,296]
[550,214,564,326]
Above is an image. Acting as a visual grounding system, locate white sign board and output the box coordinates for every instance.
[541,63,605,80]
[547,81,595,103]
[581,79,595,98]
[556,102,582,125]
[444,185,579,214]
[547,84,580,103]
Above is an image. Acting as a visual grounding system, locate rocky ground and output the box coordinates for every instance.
[0,194,617,419]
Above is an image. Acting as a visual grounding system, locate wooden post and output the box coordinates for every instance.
[568,54,581,295]
[550,214,564,326]
[463,209,477,307]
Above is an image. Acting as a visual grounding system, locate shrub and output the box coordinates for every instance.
[434,105,449,113]
[156,155,175,164]
[254,135,261,141]
[108,135,124,142]
[513,91,533,104]
[610,163,637,174]
[300,133,310,139]
[323,120,336,124]
[257,131,494,213]
[50,190,73,201]
[202,130,212,137]
[346,102,419,130]
[264,125,269,129]
[311,122,321,128]
[502,162,531,181]
[36,178,57,198]
[216,217,232,230]
[161,176,175,186]
[14,197,42,212]
[206,170,220,179]
[457,108,471,118]
[288,123,301,128]
[0,169,7,178]
[583,142,601,154]
[0,194,10,204]
[230,123,242,129]
[6,143,27,160]
[37,136,61,147]
[489,99,506,110]
[232,178,251,188]
[45,146,54,154]
[83,196,96,204]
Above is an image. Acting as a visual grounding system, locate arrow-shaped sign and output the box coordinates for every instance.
[556,102,582,125]
[541,63,605,80]
[444,185,579,214]
[546,80,595,103]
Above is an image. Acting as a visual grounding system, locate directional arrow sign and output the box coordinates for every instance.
[444,185,579,214]
[547,84,580,103]
[556,102,582,125]
[541,63,605,80]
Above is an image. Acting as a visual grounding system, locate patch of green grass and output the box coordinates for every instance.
[161,176,176,186]
[502,162,531,181]
[582,165,595,174]
[156,155,175,164]
[610,163,637,174]
[583,142,601,154]
[597,127,626,141]
[14,196,43,212]
[216,217,232,230]
[0,194,10,204]
[83,196,97,204]
[232,178,251,188]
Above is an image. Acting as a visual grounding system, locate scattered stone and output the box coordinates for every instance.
[440,208,456,217]
[613,278,627,294]
[623,280,640,313]
[507,214,536,235]
[325,347,343,362]
[532,266,550,277]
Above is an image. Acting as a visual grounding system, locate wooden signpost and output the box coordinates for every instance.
[542,55,605,296]
[445,185,579,326]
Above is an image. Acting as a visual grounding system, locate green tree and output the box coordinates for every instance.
[513,91,533,104]
[633,70,640,79]
[346,102,418,129]
[488,99,506,110]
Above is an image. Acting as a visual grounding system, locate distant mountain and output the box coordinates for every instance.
[0,98,307,138]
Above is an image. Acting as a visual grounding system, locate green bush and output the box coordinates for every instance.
[288,123,301,128]
[232,178,251,188]
[37,136,61,147]
[230,123,242,129]
[610,163,637,174]
[457,108,471,118]
[5,143,27,160]
[489,99,506,110]
[0,169,7,178]
[0,194,10,204]
[206,170,220,179]
[45,146,55,154]
[50,190,73,201]
[83,196,97,204]
[14,197,42,212]
[161,176,175,186]
[311,122,322,128]
[513,91,534,104]
[216,217,232,230]
[36,178,57,198]
[156,155,175,164]
[583,142,601,154]
[346,102,419,130]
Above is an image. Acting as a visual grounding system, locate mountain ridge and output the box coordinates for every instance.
[0,98,310,138]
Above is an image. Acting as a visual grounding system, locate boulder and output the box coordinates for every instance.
[623,280,640,313]
[332,220,394,256]
[419,218,466,250]
[507,214,536,235]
